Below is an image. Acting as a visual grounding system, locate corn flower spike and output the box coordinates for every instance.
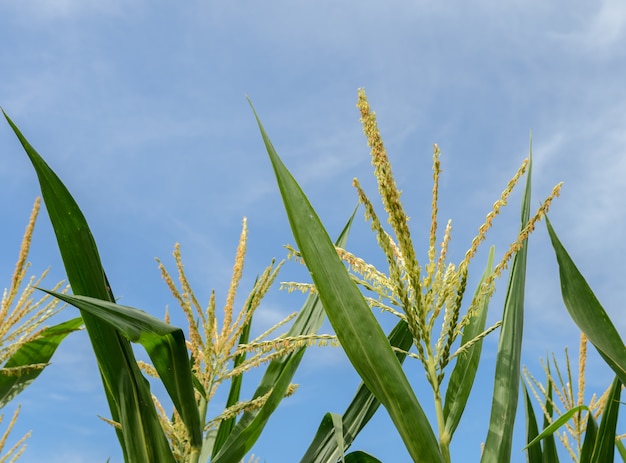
[150,219,336,461]
[353,177,428,365]
[342,90,568,458]
[0,406,30,462]
[357,89,424,319]
[522,331,622,461]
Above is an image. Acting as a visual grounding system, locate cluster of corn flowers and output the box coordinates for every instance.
[0,198,66,461]
[283,88,563,447]
[524,333,626,461]
[138,218,336,462]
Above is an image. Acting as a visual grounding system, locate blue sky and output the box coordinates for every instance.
[1,1,625,462]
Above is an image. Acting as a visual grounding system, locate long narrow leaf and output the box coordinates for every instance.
[212,208,358,463]
[211,288,255,458]
[545,218,626,385]
[250,101,442,462]
[300,319,414,463]
[523,382,543,463]
[616,439,626,462]
[580,413,598,463]
[3,110,177,462]
[0,317,83,408]
[481,149,533,463]
[524,405,589,449]
[589,375,621,463]
[542,368,560,463]
[443,246,495,439]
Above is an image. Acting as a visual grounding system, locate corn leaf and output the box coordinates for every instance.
[580,413,598,463]
[523,382,543,463]
[38,290,202,448]
[589,375,622,463]
[443,246,495,439]
[249,101,442,463]
[0,317,83,408]
[616,439,626,462]
[211,208,357,463]
[545,218,626,385]
[3,110,178,462]
[481,149,533,463]
[211,287,255,458]
[524,405,588,450]
[344,451,383,463]
[541,369,560,463]
[300,318,414,463]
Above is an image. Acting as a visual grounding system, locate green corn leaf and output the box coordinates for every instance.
[329,412,346,460]
[0,317,83,408]
[3,110,177,462]
[589,375,622,463]
[344,451,383,463]
[211,285,255,458]
[545,218,626,385]
[481,147,533,463]
[524,405,588,449]
[212,207,358,463]
[443,246,495,439]
[616,438,626,462]
[249,101,442,463]
[580,413,598,463]
[38,290,202,448]
[542,368,560,463]
[300,318,414,463]
[522,382,543,463]
[198,429,217,463]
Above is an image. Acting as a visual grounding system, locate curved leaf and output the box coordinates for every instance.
[0,317,83,408]
[3,110,178,462]
[39,290,202,448]
[546,217,626,385]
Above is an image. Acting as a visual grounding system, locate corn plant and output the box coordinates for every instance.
[520,220,626,463]
[1,109,354,462]
[249,89,623,462]
[524,332,625,462]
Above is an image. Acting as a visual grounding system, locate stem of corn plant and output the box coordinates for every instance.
[428,359,451,463]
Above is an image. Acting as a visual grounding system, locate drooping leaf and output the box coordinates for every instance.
[481,147,533,463]
[3,110,178,462]
[0,317,83,408]
[39,290,202,448]
[249,100,442,462]
[212,208,358,463]
[546,218,626,385]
